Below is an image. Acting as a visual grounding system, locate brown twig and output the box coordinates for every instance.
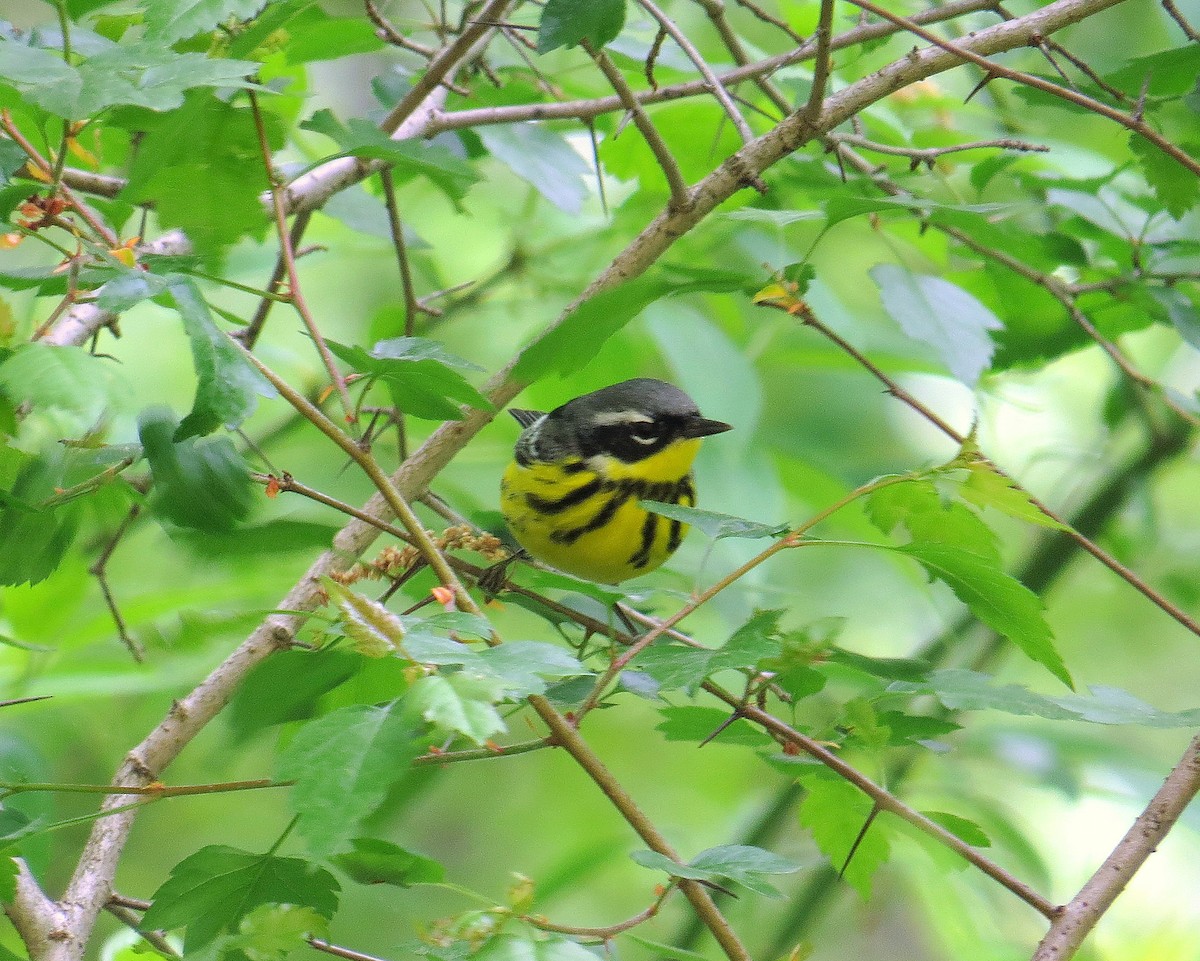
[88,503,145,662]
[1031,735,1200,958]
[248,92,355,422]
[583,40,692,210]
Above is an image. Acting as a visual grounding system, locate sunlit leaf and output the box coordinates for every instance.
[537,0,626,52]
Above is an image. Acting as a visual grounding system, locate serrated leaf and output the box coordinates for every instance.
[655,706,773,747]
[142,0,270,43]
[868,479,999,559]
[325,580,405,657]
[633,610,783,694]
[331,838,444,887]
[408,673,507,744]
[139,407,253,532]
[231,904,329,961]
[631,844,801,898]
[511,277,665,382]
[1129,135,1200,220]
[141,845,339,950]
[895,542,1070,687]
[277,703,424,856]
[958,454,1067,531]
[326,337,491,420]
[922,811,991,848]
[642,502,787,540]
[168,277,274,439]
[797,776,890,899]
[891,669,1200,727]
[537,0,626,52]
[478,125,591,214]
[0,451,80,586]
[871,264,1003,386]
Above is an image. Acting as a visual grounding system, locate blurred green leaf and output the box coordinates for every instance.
[327,337,491,420]
[408,672,507,745]
[797,775,891,899]
[168,277,274,439]
[512,277,666,382]
[0,343,117,415]
[537,0,626,52]
[642,501,787,540]
[922,811,991,848]
[892,669,1200,727]
[141,845,339,950]
[139,407,253,532]
[278,703,425,857]
[631,844,801,898]
[227,650,361,742]
[331,838,445,888]
[871,264,1003,386]
[1129,135,1200,219]
[478,125,591,214]
[228,903,329,961]
[142,0,269,43]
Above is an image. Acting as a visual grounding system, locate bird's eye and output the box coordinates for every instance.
[628,422,662,445]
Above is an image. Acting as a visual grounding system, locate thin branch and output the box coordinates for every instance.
[1032,735,1200,959]
[524,887,671,939]
[378,167,430,334]
[637,0,755,143]
[843,0,1200,178]
[233,208,313,349]
[583,40,692,210]
[1160,0,1200,40]
[830,132,1050,166]
[87,501,145,662]
[758,292,1200,642]
[248,91,355,423]
[103,904,180,959]
[704,687,1059,918]
[364,0,437,56]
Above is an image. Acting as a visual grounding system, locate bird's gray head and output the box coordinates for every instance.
[511,378,731,464]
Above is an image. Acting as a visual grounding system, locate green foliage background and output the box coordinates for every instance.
[1,0,1199,960]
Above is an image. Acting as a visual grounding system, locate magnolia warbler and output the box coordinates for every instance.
[500,379,731,584]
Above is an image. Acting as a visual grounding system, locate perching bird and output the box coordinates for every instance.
[500,378,731,584]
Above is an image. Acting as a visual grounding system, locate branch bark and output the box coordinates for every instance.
[1032,736,1200,960]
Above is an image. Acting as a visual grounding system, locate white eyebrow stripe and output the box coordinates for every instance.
[590,410,653,426]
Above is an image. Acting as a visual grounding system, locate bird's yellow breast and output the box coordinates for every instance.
[500,439,701,584]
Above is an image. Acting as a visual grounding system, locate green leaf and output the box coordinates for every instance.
[871,264,1003,386]
[797,776,890,899]
[868,479,999,559]
[0,37,260,119]
[277,702,425,857]
[168,277,274,439]
[1129,135,1200,220]
[537,0,626,52]
[300,110,479,205]
[141,845,339,950]
[139,408,253,532]
[0,451,80,586]
[824,196,1009,229]
[655,706,774,747]
[229,904,329,961]
[0,856,16,902]
[142,0,270,43]
[1151,286,1200,351]
[512,277,666,382]
[891,669,1200,727]
[226,650,361,742]
[407,673,508,745]
[326,337,491,421]
[475,932,600,961]
[922,811,991,848]
[401,632,586,699]
[331,838,445,888]
[478,124,591,214]
[632,609,784,694]
[895,542,1070,687]
[631,844,801,898]
[326,580,405,657]
[642,502,787,540]
[0,343,119,415]
[956,446,1068,531]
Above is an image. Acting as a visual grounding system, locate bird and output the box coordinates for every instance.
[499,378,732,584]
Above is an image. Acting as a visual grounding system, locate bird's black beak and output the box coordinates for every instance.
[682,415,733,439]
